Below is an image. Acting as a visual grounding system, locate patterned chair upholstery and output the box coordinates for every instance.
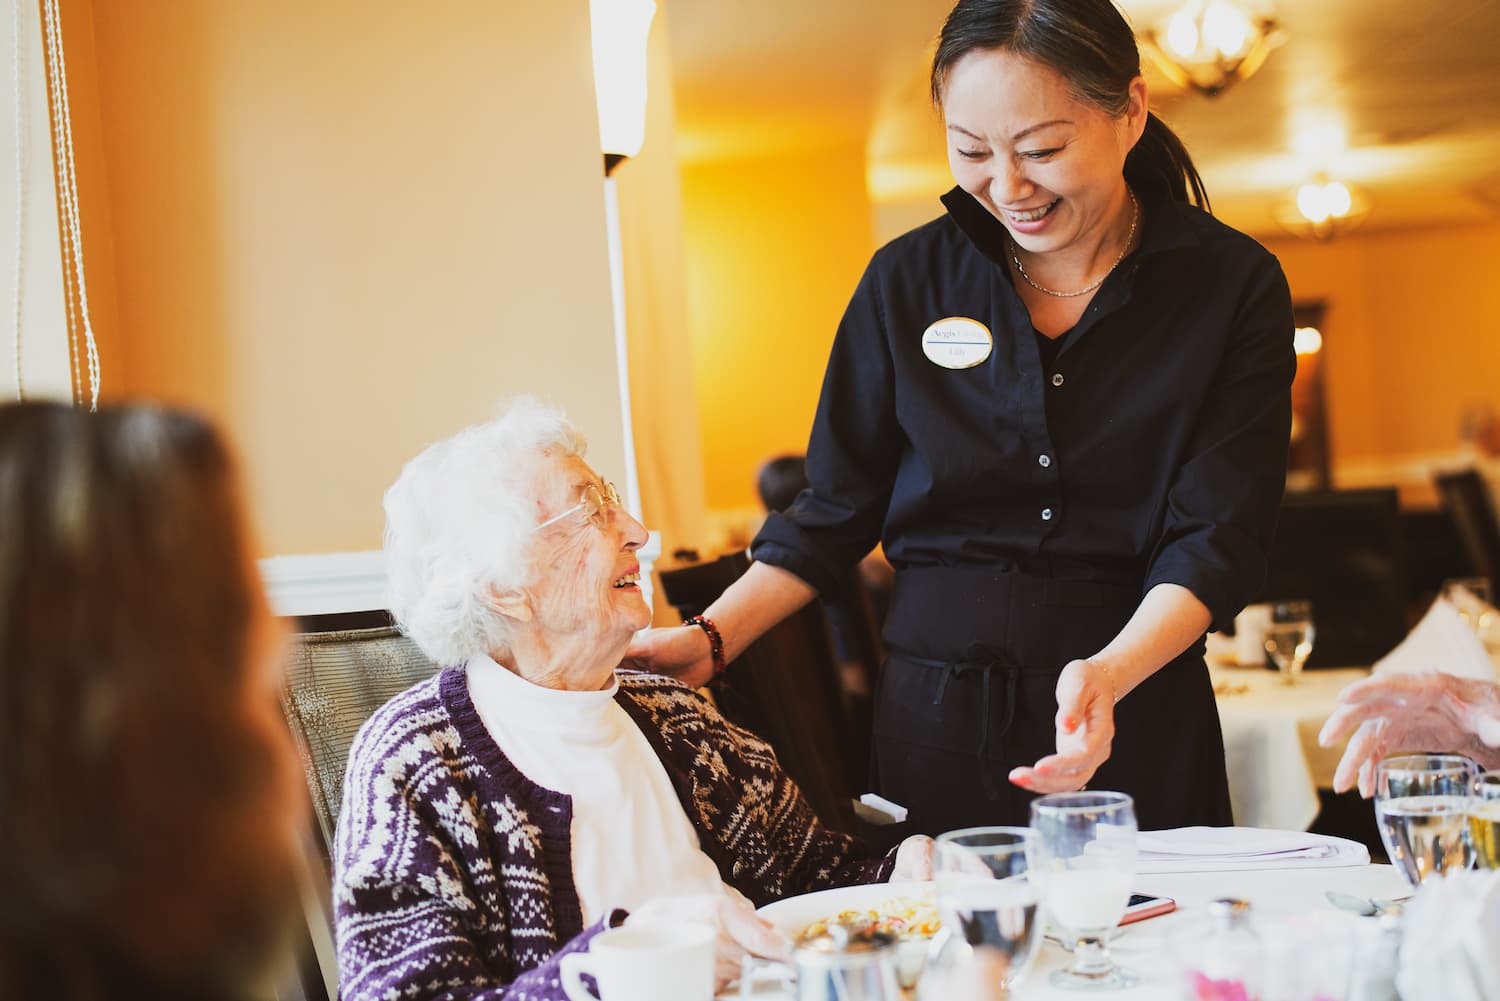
[280,624,441,853]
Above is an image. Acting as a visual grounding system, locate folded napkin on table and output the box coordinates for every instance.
[1372,594,1495,681]
[1397,869,1500,1001]
[1135,826,1369,873]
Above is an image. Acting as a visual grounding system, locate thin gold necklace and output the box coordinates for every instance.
[1008,189,1139,299]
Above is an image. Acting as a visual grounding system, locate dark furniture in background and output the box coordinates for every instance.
[1435,469,1500,595]
[657,551,863,833]
[1259,487,1407,668]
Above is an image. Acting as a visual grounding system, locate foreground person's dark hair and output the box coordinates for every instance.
[0,402,302,1000]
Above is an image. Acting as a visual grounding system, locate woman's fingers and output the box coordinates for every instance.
[892,835,935,881]
[718,897,791,963]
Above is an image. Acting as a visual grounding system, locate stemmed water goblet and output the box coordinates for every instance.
[1375,753,1476,886]
[1028,791,1138,991]
[1264,599,1315,684]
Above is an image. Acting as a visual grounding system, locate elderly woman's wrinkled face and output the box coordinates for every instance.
[524,450,651,641]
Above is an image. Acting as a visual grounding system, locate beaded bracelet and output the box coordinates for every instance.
[684,615,727,679]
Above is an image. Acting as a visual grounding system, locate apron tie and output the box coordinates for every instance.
[910,642,1023,801]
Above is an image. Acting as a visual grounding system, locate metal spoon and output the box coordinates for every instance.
[1325,890,1410,916]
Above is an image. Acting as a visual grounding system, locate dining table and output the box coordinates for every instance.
[1209,662,1371,831]
[735,860,1410,1000]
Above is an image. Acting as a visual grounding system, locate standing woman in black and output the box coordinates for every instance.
[630,0,1294,834]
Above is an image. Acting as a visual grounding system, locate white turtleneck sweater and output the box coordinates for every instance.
[465,653,730,923]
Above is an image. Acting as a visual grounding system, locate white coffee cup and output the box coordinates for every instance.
[560,921,716,1001]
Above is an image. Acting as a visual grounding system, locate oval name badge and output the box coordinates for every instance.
[921,316,993,370]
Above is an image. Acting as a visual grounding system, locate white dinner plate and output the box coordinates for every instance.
[758,881,938,987]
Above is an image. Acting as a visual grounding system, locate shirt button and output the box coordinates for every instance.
[1038,454,1051,469]
[1041,507,1054,522]
[1051,373,1065,387]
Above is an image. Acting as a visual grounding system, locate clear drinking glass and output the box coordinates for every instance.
[1264,599,1315,684]
[1375,753,1476,886]
[1468,770,1500,870]
[1028,792,1138,991]
[925,827,1041,995]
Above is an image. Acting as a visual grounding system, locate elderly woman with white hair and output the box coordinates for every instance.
[333,398,933,1001]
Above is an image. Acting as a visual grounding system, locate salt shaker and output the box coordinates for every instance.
[1177,898,1262,1001]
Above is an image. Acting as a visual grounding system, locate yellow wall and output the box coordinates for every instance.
[69,0,622,555]
[680,149,876,514]
[1263,222,1500,471]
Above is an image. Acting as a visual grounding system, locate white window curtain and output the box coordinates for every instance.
[4,0,98,407]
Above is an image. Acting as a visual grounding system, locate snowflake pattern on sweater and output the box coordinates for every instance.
[334,667,892,1001]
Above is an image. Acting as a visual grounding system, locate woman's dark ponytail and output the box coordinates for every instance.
[1127,112,1210,211]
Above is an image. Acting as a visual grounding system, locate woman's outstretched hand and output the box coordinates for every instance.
[1009,658,1116,794]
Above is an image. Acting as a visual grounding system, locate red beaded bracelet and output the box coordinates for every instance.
[684,615,727,679]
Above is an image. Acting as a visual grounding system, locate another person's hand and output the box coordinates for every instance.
[891,835,935,881]
[627,893,790,989]
[623,625,715,688]
[1010,658,1116,794]
[1318,672,1500,797]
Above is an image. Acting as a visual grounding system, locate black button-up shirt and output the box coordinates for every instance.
[753,181,1295,633]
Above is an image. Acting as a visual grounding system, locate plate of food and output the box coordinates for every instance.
[758,881,940,986]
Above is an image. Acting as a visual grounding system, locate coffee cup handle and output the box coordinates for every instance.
[560,951,601,1001]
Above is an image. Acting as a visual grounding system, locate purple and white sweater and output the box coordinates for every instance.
[334,667,892,1001]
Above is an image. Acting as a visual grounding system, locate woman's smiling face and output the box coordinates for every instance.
[522,450,651,646]
[942,47,1146,257]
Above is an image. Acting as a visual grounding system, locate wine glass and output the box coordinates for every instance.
[1468,770,1500,870]
[1028,792,1138,991]
[1264,599,1315,684]
[1374,753,1476,886]
[924,827,1041,995]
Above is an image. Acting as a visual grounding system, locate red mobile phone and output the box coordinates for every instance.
[1118,893,1176,925]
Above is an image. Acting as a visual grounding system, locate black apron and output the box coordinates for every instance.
[871,566,1233,836]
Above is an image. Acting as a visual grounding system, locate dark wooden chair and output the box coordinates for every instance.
[1259,488,1407,667]
[656,551,862,832]
[1435,469,1500,594]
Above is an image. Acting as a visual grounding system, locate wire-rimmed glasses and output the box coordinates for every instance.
[535,481,622,531]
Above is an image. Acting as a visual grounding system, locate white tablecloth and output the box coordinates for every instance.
[735,863,1409,1000]
[1210,664,1369,831]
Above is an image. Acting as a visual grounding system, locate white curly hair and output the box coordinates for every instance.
[383,396,586,665]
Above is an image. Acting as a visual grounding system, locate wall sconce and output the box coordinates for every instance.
[1274,174,1370,240]
[1293,326,1323,355]
[1141,0,1284,98]
[590,0,657,176]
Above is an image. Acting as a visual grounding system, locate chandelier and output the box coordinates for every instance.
[1273,174,1371,241]
[1140,0,1284,98]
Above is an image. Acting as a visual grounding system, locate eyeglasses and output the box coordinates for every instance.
[534,481,623,531]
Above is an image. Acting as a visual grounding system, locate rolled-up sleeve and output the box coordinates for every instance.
[752,259,902,596]
[1143,255,1296,632]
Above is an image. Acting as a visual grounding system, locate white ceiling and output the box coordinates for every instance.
[666,0,1500,238]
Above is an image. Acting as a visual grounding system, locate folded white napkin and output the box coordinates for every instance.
[1397,869,1500,1001]
[1134,826,1369,873]
[1373,595,1495,681]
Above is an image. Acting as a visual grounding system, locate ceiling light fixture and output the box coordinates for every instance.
[1274,174,1370,241]
[1141,0,1284,98]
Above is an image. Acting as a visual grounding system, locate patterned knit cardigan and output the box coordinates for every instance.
[334,666,894,1001]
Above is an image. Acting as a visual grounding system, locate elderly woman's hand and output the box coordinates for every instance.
[1319,672,1500,797]
[627,893,790,989]
[891,835,935,881]
[1009,658,1116,794]
[623,625,716,688]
